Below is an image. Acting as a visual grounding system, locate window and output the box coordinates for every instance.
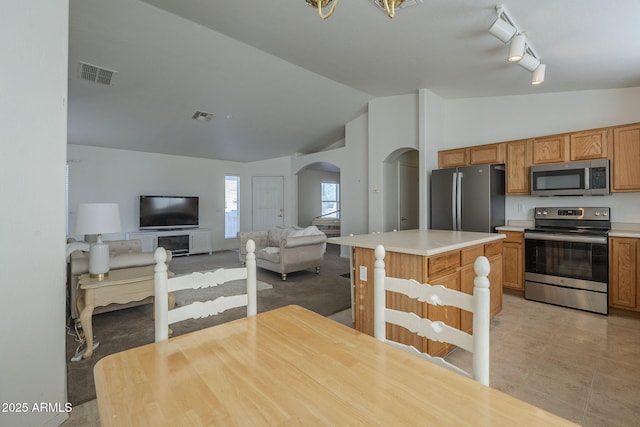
[225,175,240,239]
[321,182,339,218]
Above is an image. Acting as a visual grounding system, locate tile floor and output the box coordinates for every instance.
[63,294,640,426]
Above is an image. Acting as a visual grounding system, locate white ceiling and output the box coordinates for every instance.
[68,0,640,162]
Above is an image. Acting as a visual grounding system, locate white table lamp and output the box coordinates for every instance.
[75,203,121,280]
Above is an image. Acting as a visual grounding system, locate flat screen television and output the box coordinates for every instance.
[139,195,199,230]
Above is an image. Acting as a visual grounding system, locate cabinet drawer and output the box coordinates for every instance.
[461,245,484,266]
[427,251,460,277]
[501,231,524,244]
[484,240,503,257]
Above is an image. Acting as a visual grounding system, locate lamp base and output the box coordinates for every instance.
[89,235,110,280]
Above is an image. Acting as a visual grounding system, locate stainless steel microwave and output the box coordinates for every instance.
[530,159,609,196]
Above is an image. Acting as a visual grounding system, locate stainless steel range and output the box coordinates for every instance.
[524,207,610,314]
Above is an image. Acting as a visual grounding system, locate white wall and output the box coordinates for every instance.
[68,145,292,251]
[0,2,69,426]
[437,87,640,223]
[419,89,446,228]
[368,94,419,232]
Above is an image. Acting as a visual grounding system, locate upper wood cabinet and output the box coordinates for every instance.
[438,148,468,169]
[469,143,505,165]
[438,143,505,169]
[530,135,570,164]
[570,128,610,161]
[505,140,531,195]
[611,123,640,192]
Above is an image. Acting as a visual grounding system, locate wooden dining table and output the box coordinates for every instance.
[94,305,576,426]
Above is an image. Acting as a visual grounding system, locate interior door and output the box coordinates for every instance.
[399,163,419,230]
[252,176,284,231]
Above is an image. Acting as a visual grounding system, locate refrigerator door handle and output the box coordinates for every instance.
[456,172,463,230]
[451,172,458,230]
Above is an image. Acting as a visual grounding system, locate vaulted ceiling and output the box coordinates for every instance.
[68,0,640,162]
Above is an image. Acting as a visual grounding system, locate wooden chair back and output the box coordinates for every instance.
[154,239,257,342]
[373,244,491,386]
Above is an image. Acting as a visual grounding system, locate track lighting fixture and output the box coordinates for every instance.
[489,4,546,85]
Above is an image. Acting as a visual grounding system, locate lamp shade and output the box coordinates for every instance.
[76,203,121,235]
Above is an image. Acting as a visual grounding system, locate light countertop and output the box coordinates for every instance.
[610,222,640,238]
[327,229,505,257]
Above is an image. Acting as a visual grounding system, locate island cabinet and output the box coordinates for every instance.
[611,123,640,192]
[352,239,503,358]
[609,237,640,311]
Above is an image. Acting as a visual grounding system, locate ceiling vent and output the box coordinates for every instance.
[78,62,117,86]
[192,111,214,122]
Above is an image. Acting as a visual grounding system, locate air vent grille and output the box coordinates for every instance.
[192,111,214,122]
[78,62,117,86]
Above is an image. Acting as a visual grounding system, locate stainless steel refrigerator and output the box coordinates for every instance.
[430,164,505,232]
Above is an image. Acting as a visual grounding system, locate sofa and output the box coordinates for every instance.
[238,226,327,280]
[67,239,171,320]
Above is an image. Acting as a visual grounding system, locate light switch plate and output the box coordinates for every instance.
[359,266,367,281]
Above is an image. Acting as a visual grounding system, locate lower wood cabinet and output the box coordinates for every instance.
[353,241,503,358]
[501,231,524,290]
[609,237,640,310]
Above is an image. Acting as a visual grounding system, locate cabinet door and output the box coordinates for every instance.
[570,128,610,161]
[438,148,468,168]
[506,140,530,194]
[609,237,638,309]
[502,243,523,290]
[487,254,503,318]
[189,229,212,255]
[469,143,506,165]
[424,270,460,357]
[531,135,570,164]
[501,231,523,290]
[612,124,640,192]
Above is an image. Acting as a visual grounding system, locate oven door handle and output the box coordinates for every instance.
[524,232,607,244]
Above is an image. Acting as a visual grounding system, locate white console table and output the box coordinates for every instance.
[127,228,212,256]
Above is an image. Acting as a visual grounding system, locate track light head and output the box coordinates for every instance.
[532,64,546,85]
[489,15,516,43]
[518,49,540,72]
[508,34,526,62]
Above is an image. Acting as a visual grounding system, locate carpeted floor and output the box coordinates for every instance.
[65,244,351,405]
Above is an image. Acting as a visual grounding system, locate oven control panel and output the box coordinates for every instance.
[534,207,610,220]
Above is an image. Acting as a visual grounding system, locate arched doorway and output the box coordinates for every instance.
[382,149,419,231]
[296,162,341,235]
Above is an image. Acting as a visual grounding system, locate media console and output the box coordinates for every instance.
[126,228,212,256]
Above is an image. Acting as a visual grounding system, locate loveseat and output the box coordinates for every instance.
[238,226,327,280]
[67,239,171,320]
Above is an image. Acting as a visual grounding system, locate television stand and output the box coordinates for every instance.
[126,228,212,256]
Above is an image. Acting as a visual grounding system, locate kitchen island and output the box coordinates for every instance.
[329,229,505,357]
